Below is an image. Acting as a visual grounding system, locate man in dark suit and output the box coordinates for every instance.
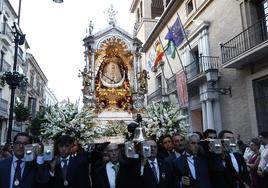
[141,140,174,188]
[164,133,185,183]
[165,133,185,167]
[94,143,132,188]
[0,132,49,188]
[213,130,250,188]
[49,135,90,188]
[174,133,213,188]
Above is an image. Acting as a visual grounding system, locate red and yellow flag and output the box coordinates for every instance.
[152,41,164,71]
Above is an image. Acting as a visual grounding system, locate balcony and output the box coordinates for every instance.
[185,55,219,85]
[0,59,11,72]
[147,87,166,104]
[167,73,177,94]
[0,98,8,119]
[0,23,14,45]
[221,14,268,68]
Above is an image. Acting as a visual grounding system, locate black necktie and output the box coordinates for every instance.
[61,159,68,182]
[150,161,158,183]
[13,160,23,187]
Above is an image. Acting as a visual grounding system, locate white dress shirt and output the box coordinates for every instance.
[49,155,70,177]
[60,155,70,168]
[259,144,268,171]
[9,155,44,188]
[9,156,25,188]
[186,155,196,179]
[174,151,181,158]
[106,161,119,188]
[229,153,239,173]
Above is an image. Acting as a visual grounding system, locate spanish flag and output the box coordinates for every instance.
[152,41,164,71]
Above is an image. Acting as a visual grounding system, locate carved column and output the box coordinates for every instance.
[133,38,142,93]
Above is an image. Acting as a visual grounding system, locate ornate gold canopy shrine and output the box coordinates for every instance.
[81,5,144,120]
[94,37,133,112]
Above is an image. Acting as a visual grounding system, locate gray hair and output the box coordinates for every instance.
[184,133,200,144]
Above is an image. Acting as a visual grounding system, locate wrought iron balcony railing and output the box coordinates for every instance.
[221,14,268,64]
[0,98,8,118]
[167,73,177,93]
[147,87,165,104]
[185,55,219,81]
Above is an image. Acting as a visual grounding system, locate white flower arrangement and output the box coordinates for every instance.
[93,120,128,138]
[40,101,95,144]
[40,101,127,145]
[145,101,189,140]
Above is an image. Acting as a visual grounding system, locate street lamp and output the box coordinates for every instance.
[6,0,63,143]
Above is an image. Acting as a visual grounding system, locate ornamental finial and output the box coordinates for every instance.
[107,4,117,26]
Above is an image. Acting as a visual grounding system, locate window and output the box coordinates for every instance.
[28,97,37,118]
[137,8,140,22]
[140,1,143,19]
[30,73,34,87]
[0,51,4,72]
[2,16,7,34]
[151,0,164,18]
[254,76,268,133]
[186,0,194,15]
[36,80,40,94]
[156,74,162,89]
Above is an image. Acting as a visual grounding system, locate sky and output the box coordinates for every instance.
[10,0,134,103]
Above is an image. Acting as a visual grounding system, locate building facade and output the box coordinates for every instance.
[130,0,268,139]
[0,0,20,144]
[43,85,58,107]
[25,53,48,120]
[0,0,57,144]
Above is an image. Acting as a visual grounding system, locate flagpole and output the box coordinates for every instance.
[176,12,193,132]
[166,25,186,74]
[158,36,174,75]
[176,12,196,62]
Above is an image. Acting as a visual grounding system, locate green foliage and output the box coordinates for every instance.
[0,71,27,87]
[29,108,48,138]
[14,102,30,122]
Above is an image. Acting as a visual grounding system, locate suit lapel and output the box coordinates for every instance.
[158,160,163,183]
[21,162,33,187]
[103,164,110,187]
[194,156,200,180]
[67,157,74,181]
[5,157,13,187]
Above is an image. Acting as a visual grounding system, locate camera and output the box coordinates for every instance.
[125,141,139,158]
[24,144,38,162]
[43,144,54,161]
[124,140,152,159]
[202,138,238,154]
[208,139,223,154]
[222,138,237,153]
[24,143,54,161]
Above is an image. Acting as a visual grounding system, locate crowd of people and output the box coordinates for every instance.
[0,129,267,188]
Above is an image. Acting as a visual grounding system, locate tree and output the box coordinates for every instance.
[29,108,48,138]
[14,102,30,122]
